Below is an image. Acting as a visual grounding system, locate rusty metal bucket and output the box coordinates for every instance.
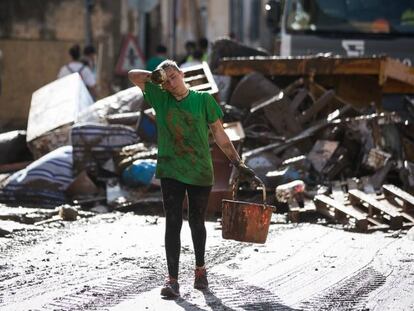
[221,179,275,244]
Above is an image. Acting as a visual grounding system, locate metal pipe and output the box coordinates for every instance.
[84,0,94,46]
[172,0,177,59]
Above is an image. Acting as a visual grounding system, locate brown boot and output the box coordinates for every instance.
[194,267,208,289]
[161,276,180,298]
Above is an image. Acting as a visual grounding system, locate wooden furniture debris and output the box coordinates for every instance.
[216,55,414,109]
[307,140,339,173]
[243,105,353,159]
[182,61,218,95]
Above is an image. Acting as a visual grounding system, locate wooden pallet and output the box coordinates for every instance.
[183,62,218,95]
[313,184,414,232]
[348,189,404,230]
[288,200,318,223]
[382,184,414,212]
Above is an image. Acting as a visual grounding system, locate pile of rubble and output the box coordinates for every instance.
[211,39,414,231]
[1,38,414,233]
[0,62,221,218]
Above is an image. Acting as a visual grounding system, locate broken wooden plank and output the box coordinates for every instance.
[250,77,304,113]
[243,105,352,159]
[314,194,369,232]
[403,137,414,162]
[288,202,317,223]
[190,83,215,92]
[0,206,58,223]
[184,74,206,83]
[348,189,403,229]
[290,88,309,112]
[0,161,32,173]
[0,220,42,235]
[308,140,339,173]
[382,184,414,213]
[297,90,335,124]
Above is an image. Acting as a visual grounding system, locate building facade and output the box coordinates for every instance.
[0,0,274,130]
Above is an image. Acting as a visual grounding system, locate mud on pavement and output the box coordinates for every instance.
[1,212,414,311]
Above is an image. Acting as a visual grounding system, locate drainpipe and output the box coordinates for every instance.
[139,11,146,58]
[172,0,177,59]
[84,0,94,46]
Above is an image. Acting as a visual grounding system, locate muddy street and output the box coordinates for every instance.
[1,210,413,311]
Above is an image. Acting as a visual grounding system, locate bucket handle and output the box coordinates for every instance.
[231,176,267,206]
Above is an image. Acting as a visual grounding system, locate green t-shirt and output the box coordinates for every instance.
[143,82,223,186]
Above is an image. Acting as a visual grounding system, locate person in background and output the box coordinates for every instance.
[180,49,203,69]
[128,60,256,299]
[178,40,196,66]
[58,44,97,100]
[198,37,209,62]
[146,44,168,72]
[82,44,97,77]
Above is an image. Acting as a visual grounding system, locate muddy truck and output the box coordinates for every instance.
[266,0,414,66]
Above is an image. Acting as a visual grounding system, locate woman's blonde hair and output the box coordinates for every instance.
[156,59,181,72]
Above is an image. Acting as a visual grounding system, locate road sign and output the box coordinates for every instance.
[115,34,146,75]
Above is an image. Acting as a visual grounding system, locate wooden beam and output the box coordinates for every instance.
[0,161,31,173]
[190,83,215,92]
[217,56,387,77]
[216,56,414,95]
[383,58,414,87]
[184,74,206,83]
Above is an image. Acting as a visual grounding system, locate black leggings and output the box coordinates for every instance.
[161,178,212,279]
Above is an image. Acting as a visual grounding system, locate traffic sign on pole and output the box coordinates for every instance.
[115,34,146,75]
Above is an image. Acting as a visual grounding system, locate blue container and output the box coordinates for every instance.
[122,159,157,186]
[137,112,157,143]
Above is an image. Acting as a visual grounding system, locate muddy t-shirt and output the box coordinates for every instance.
[143,81,223,186]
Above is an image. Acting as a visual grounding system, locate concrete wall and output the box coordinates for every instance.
[0,0,126,130]
[0,40,76,130]
[160,0,201,60]
[207,0,230,41]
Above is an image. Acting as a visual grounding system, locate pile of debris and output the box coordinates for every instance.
[0,62,221,219]
[1,38,414,234]
[211,39,414,231]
